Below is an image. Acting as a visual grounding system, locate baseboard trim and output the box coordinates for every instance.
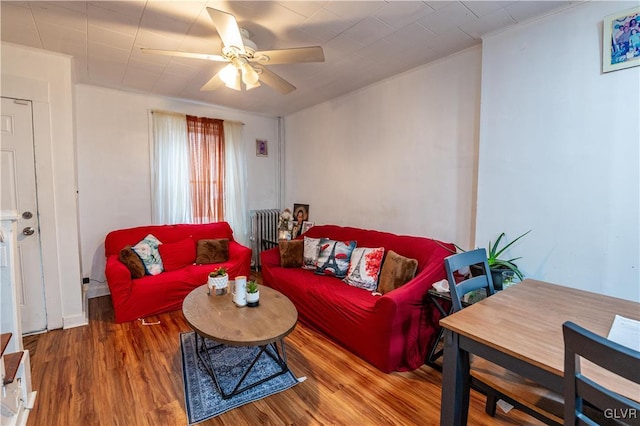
[87,283,110,299]
[63,313,88,329]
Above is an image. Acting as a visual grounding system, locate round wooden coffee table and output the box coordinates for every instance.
[182,283,298,399]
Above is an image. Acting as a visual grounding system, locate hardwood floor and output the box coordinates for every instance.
[23,280,544,426]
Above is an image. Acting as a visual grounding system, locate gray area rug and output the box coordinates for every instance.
[180,332,301,425]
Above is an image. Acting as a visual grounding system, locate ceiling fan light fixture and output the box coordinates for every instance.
[245,80,261,90]
[147,8,324,95]
[229,72,242,91]
[240,62,260,85]
[220,63,241,90]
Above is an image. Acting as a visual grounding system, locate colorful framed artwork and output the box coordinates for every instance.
[603,6,640,73]
[256,139,268,157]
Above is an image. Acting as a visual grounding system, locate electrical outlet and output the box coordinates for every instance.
[82,277,90,284]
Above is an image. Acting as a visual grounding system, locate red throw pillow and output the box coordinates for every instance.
[158,238,196,272]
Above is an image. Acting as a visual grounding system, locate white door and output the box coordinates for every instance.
[1,97,47,334]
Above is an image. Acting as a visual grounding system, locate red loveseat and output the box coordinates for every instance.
[104,222,251,323]
[260,224,453,373]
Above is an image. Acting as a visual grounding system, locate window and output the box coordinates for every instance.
[150,111,248,245]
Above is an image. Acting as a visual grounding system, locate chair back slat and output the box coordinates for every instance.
[563,321,640,425]
[444,248,495,312]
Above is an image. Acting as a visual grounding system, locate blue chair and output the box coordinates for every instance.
[444,248,495,312]
[563,321,640,426]
[444,249,563,424]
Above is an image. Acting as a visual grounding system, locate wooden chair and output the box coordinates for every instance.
[444,249,563,425]
[563,321,640,426]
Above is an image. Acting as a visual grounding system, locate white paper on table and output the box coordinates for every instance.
[607,315,640,352]
[432,279,449,293]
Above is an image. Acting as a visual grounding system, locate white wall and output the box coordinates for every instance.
[284,47,482,245]
[477,1,640,301]
[1,42,85,329]
[75,85,280,288]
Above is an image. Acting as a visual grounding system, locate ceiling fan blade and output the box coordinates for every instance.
[201,73,224,91]
[207,7,245,53]
[255,65,296,95]
[140,48,227,62]
[252,46,325,65]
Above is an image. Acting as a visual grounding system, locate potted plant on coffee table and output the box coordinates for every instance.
[246,280,259,307]
[208,266,228,296]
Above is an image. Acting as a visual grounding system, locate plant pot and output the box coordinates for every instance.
[246,291,259,307]
[469,265,507,291]
[208,274,228,296]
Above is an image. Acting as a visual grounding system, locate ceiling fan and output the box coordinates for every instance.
[141,7,325,94]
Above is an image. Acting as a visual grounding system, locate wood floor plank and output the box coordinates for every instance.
[24,279,545,426]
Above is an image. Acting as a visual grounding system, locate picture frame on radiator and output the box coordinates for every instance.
[292,204,309,238]
[301,221,314,235]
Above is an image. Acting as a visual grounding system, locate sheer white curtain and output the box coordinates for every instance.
[223,121,249,246]
[151,111,192,224]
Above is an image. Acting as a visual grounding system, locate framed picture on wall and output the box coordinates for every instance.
[602,6,640,73]
[256,139,268,157]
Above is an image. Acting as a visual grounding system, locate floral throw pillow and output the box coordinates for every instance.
[132,234,164,275]
[315,238,356,278]
[344,247,385,291]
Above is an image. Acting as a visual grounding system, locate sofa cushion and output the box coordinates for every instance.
[195,238,229,264]
[302,237,321,270]
[315,239,356,278]
[279,239,303,268]
[378,250,418,294]
[158,238,195,271]
[132,234,164,275]
[344,247,385,291]
[119,246,145,279]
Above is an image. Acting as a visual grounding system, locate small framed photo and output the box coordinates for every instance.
[603,6,640,73]
[278,229,291,240]
[256,139,268,157]
[301,221,314,234]
[291,203,309,238]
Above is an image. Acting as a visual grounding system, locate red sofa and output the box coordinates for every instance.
[104,222,251,323]
[260,224,453,373]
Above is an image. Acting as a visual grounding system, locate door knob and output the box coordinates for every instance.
[22,227,35,236]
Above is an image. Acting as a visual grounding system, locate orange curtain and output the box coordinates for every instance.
[186,115,225,223]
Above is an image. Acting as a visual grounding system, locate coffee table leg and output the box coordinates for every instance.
[196,335,292,400]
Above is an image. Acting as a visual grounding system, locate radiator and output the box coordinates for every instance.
[249,209,280,270]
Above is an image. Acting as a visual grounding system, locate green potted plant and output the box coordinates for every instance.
[477,230,530,289]
[246,280,259,307]
[437,230,530,290]
[208,266,228,296]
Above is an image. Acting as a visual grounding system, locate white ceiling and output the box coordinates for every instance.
[1,1,577,116]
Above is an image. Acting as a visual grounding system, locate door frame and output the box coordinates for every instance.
[2,77,64,330]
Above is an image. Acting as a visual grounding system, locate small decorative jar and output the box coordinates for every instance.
[208,267,229,296]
